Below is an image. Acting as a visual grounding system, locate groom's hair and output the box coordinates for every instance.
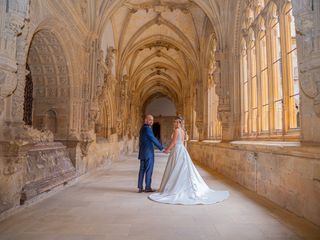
[144,115,154,123]
[145,114,153,120]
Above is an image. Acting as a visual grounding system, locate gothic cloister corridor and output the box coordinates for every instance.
[0,152,319,240]
[1,0,320,238]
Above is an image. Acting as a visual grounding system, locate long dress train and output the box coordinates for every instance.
[149,128,229,205]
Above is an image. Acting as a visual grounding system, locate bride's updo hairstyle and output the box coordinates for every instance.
[175,116,183,124]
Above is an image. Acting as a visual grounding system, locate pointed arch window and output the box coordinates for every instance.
[240,2,300,139]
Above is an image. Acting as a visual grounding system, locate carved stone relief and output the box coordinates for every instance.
[124,0,193,14]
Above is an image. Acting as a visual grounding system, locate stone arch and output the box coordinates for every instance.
[138,82,181,114]
[26,29,71,139]
[96,0,223,48]
[142,94,177,117]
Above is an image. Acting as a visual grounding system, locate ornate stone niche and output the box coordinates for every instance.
[26,30,71,139]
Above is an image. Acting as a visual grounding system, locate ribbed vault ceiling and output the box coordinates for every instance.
[108,0,215,109]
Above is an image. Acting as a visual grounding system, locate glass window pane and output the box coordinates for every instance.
[243,54,248,83]
[274,101,283,130]
[291,49,299,95]
[262,105,269,131]
[288,49,299,96]
[275,23,281,60]
[287,8,300,130]
[273,60,283,100]
[252,108,257,132]
[260,35,267,69]
[289,9,296,50]
[252,76,257,108]
[251,46,256,77]
[244,82,248,111]
[295,94,300,128]
[261,70,268,105]
[244,111,249,133]
[289,95,300,129]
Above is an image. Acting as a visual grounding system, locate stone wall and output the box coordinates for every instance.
[87,135,138,170]
[188,141,320,226]
[0,133,136,216]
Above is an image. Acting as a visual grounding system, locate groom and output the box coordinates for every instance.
[138,115,164,193]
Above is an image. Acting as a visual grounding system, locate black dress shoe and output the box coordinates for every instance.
[145,188,156,193]
[138,189,144,193]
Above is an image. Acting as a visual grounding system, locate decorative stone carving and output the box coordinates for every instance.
[213,59,222,96]
[195,119,203,133]
[124,0,193,14]
[105,46,116,75]
[208,49,216,88]
[89,99,100,131]
[0,1,29,119]
[20,141,76,204]
[145,41,179,51]
[0,71,16,98]
[300,70,319,98]
[314,92,320,117]
[80,131,95,156]
[16,125,54,146]
[292,0,320,117]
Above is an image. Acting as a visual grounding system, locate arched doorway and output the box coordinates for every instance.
[152,122,161,143]
[144,96,176,146]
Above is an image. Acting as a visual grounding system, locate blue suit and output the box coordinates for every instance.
[138,124,164,190]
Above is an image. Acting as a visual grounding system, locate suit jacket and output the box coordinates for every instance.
[138,124,163,160]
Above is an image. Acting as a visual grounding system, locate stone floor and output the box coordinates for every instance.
[0,152,319,240]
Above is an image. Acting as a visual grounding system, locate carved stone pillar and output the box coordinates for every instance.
[183,94,192,134]
[292,0,320,143]
[195,119,204,141]
[0,1,29,123]
[214,51,233,141]
[194,79,205,140]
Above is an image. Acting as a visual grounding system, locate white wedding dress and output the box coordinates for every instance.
[149,128,229,205]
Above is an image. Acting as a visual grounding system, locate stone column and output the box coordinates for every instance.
[0,1,28,124]
[214,50,233,141]
[194,79,204,141]
[292,0,320,143]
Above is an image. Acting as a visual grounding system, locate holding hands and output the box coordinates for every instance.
[161,147,170,154]
[163,148,170,154]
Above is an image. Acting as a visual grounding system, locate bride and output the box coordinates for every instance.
[149,116,229,205]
